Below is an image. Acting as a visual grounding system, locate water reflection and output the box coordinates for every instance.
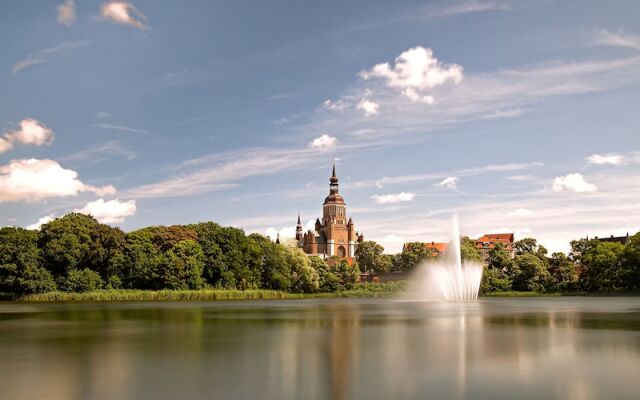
[0,298,639,400]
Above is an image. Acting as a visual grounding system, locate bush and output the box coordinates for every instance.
[59,268,105,292]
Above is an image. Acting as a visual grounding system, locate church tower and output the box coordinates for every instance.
[300,163,362,262]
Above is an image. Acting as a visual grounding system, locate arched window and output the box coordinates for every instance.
[337,246,346,258]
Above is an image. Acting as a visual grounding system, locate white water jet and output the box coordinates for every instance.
[408,215,483,301]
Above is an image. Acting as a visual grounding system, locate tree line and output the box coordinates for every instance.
[354,235,640,293]
[0,213,360,297]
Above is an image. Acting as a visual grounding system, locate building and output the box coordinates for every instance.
[474,233,515,262]
[591,233,632,245]
[297,164,364,262]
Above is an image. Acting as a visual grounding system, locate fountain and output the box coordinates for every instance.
[409,215,484,301]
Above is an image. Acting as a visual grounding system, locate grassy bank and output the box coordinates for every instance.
[16,282,407,302]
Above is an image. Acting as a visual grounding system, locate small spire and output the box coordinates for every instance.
[297,213,301,225]
[332,161,336,179]
[275,233,280,244]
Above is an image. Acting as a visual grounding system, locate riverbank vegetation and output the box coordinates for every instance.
[0,214,361,299]
[1,213,638,301]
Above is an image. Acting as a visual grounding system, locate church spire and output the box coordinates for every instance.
[297,213,301,225]
[329,162,339,194]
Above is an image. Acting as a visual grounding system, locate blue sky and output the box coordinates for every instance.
[1,0,639,253]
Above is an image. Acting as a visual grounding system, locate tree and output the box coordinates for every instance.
[38,213,125,281]
[548,252,578,291]
[0,227,56,295]
[481,268,511,293]
[59,268,104,292]
[397,242,433,271]
[512,253,553,292]
[579,241,625,291]
[484,243,513,292]
[286,248,319,293]
[335,259,359,290]
[355,241,391,274]
[460,236,482,263]
[515,238,538,256]
[123,229,164,289]
[160,240,205,290]
[621,233,640,290]
[309,256,339,292]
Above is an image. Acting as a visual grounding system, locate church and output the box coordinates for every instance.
[295,164,364,262]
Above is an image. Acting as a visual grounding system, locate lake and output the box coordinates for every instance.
[1,297,639,400]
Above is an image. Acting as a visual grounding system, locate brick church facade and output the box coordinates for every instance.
[296,164,364,262]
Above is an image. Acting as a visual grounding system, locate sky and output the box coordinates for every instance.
[1,0,640,254]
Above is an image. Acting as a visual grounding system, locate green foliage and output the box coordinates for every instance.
[548,252,577,290]
[59,268,105,292]
[396,242,433,271]
[512,253,553,292]
[309,256,339,292]
[460,236,482,263]
[335,260,359,289]
[579,241,625,291]
[481,267,511,293]
[286,248,319,293]
[355,241,391,274]
[0,227,56,295]
[160,240,205,290]
[621,233,640,290]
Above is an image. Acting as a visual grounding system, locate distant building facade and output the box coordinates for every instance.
[296,165,364,262]
[590,233,632,245]
[474,233,515,262]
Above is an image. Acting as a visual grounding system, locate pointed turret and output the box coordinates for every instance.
[275,233,280,244]
[296,213,304,243]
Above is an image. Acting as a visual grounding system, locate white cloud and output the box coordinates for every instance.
[12,41,90,75]
[308,134,338,152]
[57,0,76,26]
[100,1,149,30]
[552,173,597,193]
[428,1,510,19]
[436,176,459,189]
[593,29,640,51]
[507,208,534,217]
[586,153,625,165]
[357,99,380,116]
[323,99,349,111]
[95,111,115,118]
[0,159,116,202]
[1,119,54,154]
[75,199,136,224]
[93,123,149,134]
[26,215,55,230]
[371,192,416,204]
[265,226,296,241]
[377,234,406,254]
[359,46,463,103]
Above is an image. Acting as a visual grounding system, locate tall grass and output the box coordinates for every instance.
[17,282,407,302]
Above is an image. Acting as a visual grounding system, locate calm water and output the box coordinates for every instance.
[1,298,640,400]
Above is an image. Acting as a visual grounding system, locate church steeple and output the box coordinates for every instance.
[296,213,303,242]
[330,162,339,194]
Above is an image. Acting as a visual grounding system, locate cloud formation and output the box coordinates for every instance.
[26,215,55,230]
[308,134,338,152]
[593,29,640,51]
[12,41,90,75]
[552,173,597,193]
[57,0,76,26]
[507,208,534,217]
[93,123,149,134]
[586,153,625,165]
[0,159,116,202]
[436,176,459,189]
[100,1,149,30]
[75,198,137,223]
[265,226,296,241]
[371,192,416,204]
[357,99,380,116]
[359,46,463,103]
[0,119,54,154]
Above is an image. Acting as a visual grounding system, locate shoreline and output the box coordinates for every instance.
[3,288,639,303]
